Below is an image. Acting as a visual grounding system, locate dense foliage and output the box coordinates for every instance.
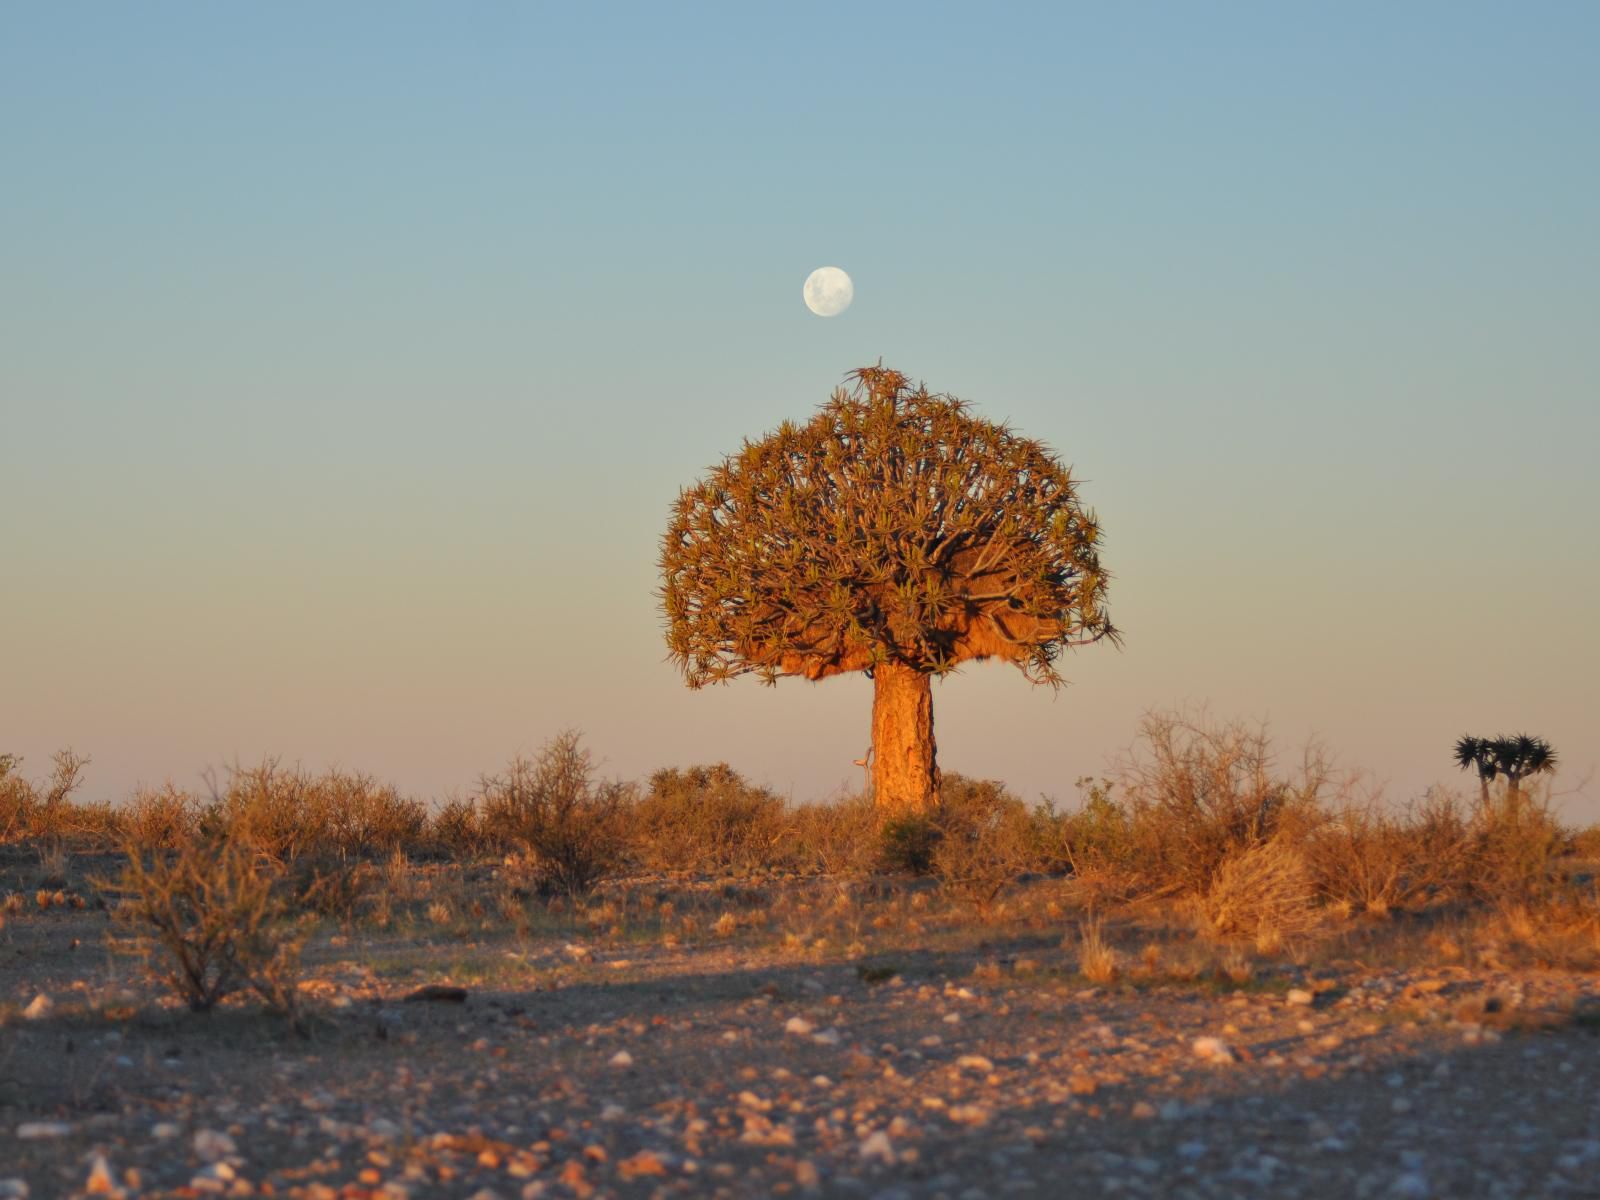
[660,365,1117,687]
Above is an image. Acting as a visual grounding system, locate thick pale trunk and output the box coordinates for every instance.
[870,663,940,816]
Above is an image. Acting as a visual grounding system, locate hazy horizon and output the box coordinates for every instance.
[3,4,1595,818]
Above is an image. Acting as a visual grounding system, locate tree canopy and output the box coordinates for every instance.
[660,366,1117,689]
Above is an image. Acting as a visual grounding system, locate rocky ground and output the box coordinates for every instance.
[4,868,1600,1199]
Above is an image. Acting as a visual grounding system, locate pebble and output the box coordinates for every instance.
[859,1131,896,1164]
[785,1017,815,1036]
[812,1028,842,1046]
[1129,1101,1157,1120]
[956,1055,995,1074]
[1192,1036,1235,1064]
[21,994,50,1020]
[193,1128,237,1162]
[192,1162,237,1191]
[609,1050,633,1068]
[0,1182,28,1199]
[1391,1171,1429,1198]
[1286,989,1314,1006]
[84,1156,116,1194]
[15,1122,71,1139]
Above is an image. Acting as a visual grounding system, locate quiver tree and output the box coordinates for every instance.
[660,366,1118,816]
[1455,733,1558,808]
[1453,736,1498,806]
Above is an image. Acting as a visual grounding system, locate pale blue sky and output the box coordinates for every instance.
[3,3,1596,814]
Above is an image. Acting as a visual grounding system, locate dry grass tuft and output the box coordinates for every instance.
[1076,915,1118,984]
[1200,838,1318,942]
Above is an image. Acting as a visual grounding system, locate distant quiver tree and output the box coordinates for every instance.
[1454,733,1558,806]
[659,365,1118,816]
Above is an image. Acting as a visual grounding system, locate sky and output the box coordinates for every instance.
[2,2,1596,818]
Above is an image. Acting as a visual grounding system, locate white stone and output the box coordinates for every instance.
[1286,988,1314,1006]
[14,1122,71,1139]
[608,1050,633,1068]
[956,1054,994,1074]
[784,1017,815,1036]
[858,1130,896,1164]
[192,1128,237,1162]
[21,994,50,1020]
[1192,1036,1235,1064]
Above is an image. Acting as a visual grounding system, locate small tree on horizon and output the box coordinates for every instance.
[1453,735,1497,806]
[659,365,1118,816]
[1454,733,1559,807]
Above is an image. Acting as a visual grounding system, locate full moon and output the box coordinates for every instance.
[803,266,853,317]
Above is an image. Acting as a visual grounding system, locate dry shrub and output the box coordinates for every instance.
[1200,838,1318,942]
[0,753,21,842]
[204,761,427,862]
[102,835,304,1024]
[1305,804,1408,917]
[430,797,489,858]
[1571,824,1600,862]
[283,854,372,923]
[0,750,91,846]
[929,775,1053,908]
[786,795,879,877]
[1468,782,1567,905]
[633,764,788,874]
[36,842,71,888]
[879,813,941,875]
[478,732,631,897]
[1063,778,1133,865]
[1305,789,1471,917]
[121,785,201,851]
[1113,709,1328,900]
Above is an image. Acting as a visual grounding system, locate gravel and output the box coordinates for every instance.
[5,878,1600,1198]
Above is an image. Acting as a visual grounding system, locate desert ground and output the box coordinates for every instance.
[5,847,1600,1200]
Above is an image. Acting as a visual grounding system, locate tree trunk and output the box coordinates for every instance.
[870,662,940,816]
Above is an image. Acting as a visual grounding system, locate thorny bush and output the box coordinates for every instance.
[478,732,632,897]
[102,834,306,1027]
